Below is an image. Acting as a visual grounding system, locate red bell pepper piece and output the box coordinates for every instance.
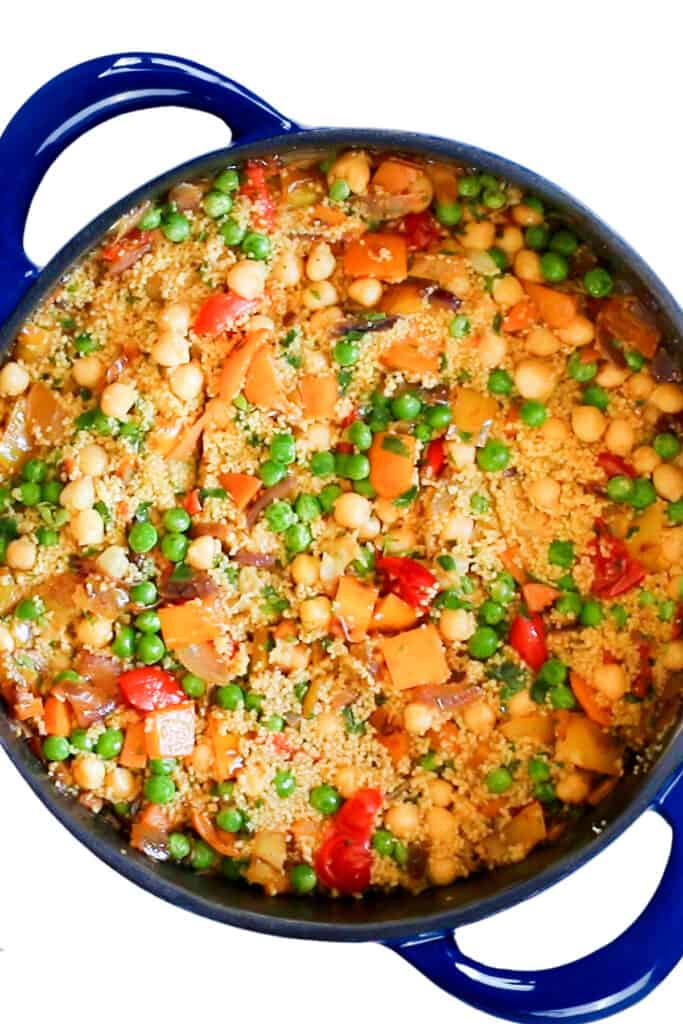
[509,612,548,671]
[596,452,636,479]
[239,160,276,230]
[193,291,257,336]
[400,211,442,250]
[335,441,354,454]
[314,788,382,893]
[423,438,446,476]
[375,556,439,610]
[100,229,152,273]
[183,489,202,516]
[118,667,185,712]
[590,519,646,598]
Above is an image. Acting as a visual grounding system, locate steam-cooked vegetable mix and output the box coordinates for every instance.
[1,151,682,896]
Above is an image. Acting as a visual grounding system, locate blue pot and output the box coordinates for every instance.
[1,53,682,1024]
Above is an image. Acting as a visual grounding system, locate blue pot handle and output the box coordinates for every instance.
[0,51,298,326]
[389,764,683,1024]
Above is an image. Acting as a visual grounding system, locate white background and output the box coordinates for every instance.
[1,2,681,1021]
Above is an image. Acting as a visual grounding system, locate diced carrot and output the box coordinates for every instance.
[570,671,612,727]
[344,233,407,282]
[219,472,261,510]
[522,582,559,613]
[274,619,297,640]
[120,721,147,769]
[376,730,411,765]
[380,624,449,690]
[14,696,43,721]
[523,282,578,329]
[244,344,287,410]
[298,373,337,419]
[380,282,426,315]
[44,694,72,737]
[501,544,527,584]
[381,337,442,375]
[217,329,269,402]
[184,489,202,516]
[452,388,498,433]
[158,600,222,649]
[372,159,418,194]
[371,593,418,632]
[503,299,538,333]
[479,797,504,819]
[207,715,242,780]
[313,203,347,227]
[335,576,379,642]
[144,702,196,758]
[369,431,417,499]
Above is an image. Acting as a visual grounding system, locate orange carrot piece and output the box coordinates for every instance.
[219,472,261,510]
[44,694,72,737]
[144,702,196,758]
[13,696,43,721]
[191,809,239,856]
[158,600,222,649]
[503,299,538,333]
[120,721,147,769]
[298,373,337,419]
[372,159,417,194]
[523,282,578,329]
[313,203,347,227]
[501,544,527,584]
[380,624,449,690]
[207,715,242,780]
[570,671,612,727]
[335,576,379,642]
[217,330,268,402]
[244,344,287,410]
[371,593,418,633]
[381,338,442,375]
[376,730,411,765]
[369,431,417,500]
[380,282,426,316]
[522,582,560,613]
[344,233,407,282]
[166,407,213,461]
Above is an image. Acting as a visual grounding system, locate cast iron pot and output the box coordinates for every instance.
[1,52,682,1024]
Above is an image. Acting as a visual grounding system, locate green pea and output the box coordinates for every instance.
[606,475,634,503]
[435,200,462,226]
[245,691,264,713]
[54,669,81,684]
[191,840,216,871]
[580,598,603,628]
[161,532,189,562]
[548,539,575,568]
[480,599,505,625]
[629,478,657,510]
[420,751,439,772]
[368,409,391,433]
[668,499,683,524]
[538,658,567,686]
[220,217,246,246]
[96,728,124,760]
[584,267,613,298]
[274,770,296,798]
[393,840,408,867]
[458,175,481,198]
[520,400,547,427]
[309,784,342,815]
[333,340,360,366]
[262,714,284,732]
[654,433,681,460]
[422,405,451,432]
[162,507,191,533]
[556,591,582,617]
[450,314,471,338]
[216,683,244,710]
[487,369,513,395]
[128,521,158,554]
[149,757,176,776]
[568,351,597,383]
[582,384,609,411]
[22,458,47,483]
[139,206,163,230]
[392,392,422,421]
[41,480,63,504]
[216,807,244,832]
[468,626,499,660]
[162,211,191,243]
[372,830,397,857]
[268,433,296,467]
[19,481,41,506]
[264,500,297,533]
[549,230,578,256]
[69,728,94,752]
[182,673,205,698]
[477,439,510,472]
[528,757,551,783]
[73,332,100,354]
[136,633,165,665]
[329,179,350,202]
[43,735,71,761]
[134,610,161,634]
[168,832,192,860]
[483,189,506,210]
[488,247,508,271]
[241,232,271,260]
[347,420,373,450]
[294,493,321,522]
[338,453,370,480]
[259,459,287,487]
[490,572,516,604]
[471,493,489,515]
[525,225,550,251]
[550,683,576,709]
[222,856,247,881]
[142,774,175,804]
[15,597,42,621]
[534,782,557,804]
[486,766,513,793]
[130,580,157,605]
[214,781,235,801]
[414,423,432,443]
[285,523,312,553]
[36,526,59,547]
[203,190,233,218]
[214,168,240,193]
[310,451,335,476]
[625,349,645,372]
[523,195,544,214]
[290,864,317,893]
[319,484,342,512]
[112,624,136,659]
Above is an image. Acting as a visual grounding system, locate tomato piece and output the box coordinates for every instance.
[401,211,441,250]
[239,161,276,230]
[509,612,548,671]
[375,556,438,610]
[590,519,646,598]
[596,452,636,479]
[118,667,185,712]
[423,438,446,477]
[314,832,373,893]
[334,787,383,841]
[193,292,257,336]
[100,229,152,274]
[183,489,202,516]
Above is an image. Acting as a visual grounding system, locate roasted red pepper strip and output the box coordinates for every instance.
[509,612,548,671]
[183,489,202,516]
[596,452,636,479]
[314,788,382,893]
[118,667,185,712]
[239,160,276,230]
[590,519,646,598]
[423,437,446,477]
[193,292,257,336]
[375,555,439,610]
[401,211,442,250]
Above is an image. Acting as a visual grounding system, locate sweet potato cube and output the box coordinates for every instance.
[380,624,449,690]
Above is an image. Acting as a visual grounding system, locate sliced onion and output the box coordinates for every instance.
[168,181,205,211]
[245,475,296,528]
[26,382,67,443]
[176,642,235,686]
[0,398,31,473]
[233,550,277,568]
[407,681,479,710]
[157,571,217,604]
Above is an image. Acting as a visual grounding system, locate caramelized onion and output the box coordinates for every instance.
[58,652,120,726]
[176,642,235,685]
[157,572,218,604]
[406,681,479,710]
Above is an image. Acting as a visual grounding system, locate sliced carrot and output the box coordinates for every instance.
[298,373,337,419]
[44,694,72,737]
[371,593,418,632]
[120,721,147,769]
[380,624,449,690]
[501,544,527,585]
[334,576,379,642]
[244,344,287,410]
[219,472,261,510]
[381,337,442,375]
[570,671,612,727]
[144,702,196,758]
[376,730,410,765]
[369,431,417,500]
[313,203,347,227]
[217,329,269,402]
[207,715,242,780]
[167,407,214,461]
[344,233,407,282]
[503,299,538,333]
[523,282,578,329]
[522,582,559,613]
[158,600,222,649]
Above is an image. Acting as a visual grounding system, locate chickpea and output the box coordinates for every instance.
[507,689,536,718]
[596,363,629,389]
[404,702,435,735]
[661,529,683,567]
[6,537,36,570]
[306,241,336,282]
[571,405,606,443]
[374,497,401,525]
[626,371,655,401]
[540,416,570,443]
[478,331,507,368]
[347,277,383,307]
[302,280,338,310]
[300,596,332,632]
[526,327,560,357]
[78,443,108,477]
[290,554,320,586]
[186,534,220,571]
[462,700,495,735]
[304,422,333,450]
[662,641,683,671]
[0,361,30,396]
[604,418,635,457]
[272,248,303,287]
[428,855,459,886]
[169,362,204,402]
[151,337,189,368]
[76,616,113,648]
[95,545,129,579]
[442,513,474,543]
[513,249,543,282]
[60,476,95,512]
[439,608,476,643]
[514,358,556,400]
[333,492,371,530]
[106,765,139,802]
[158,302,190,338]
[313,710,344,739]
[73,355,104,388]
[651,383,683,413]
[496,225,524,258]
[385,802,419,839]
[100,382,137,420]
[492,274,525,308]
[384,526,416,554]
[356,515,379,542]
[528,477,560,510]
[0,624,15,653]
[72,754,106,791]
[335,764,360,799]
[270,641,309,673]
[557,316,595,347]
[447,441,476,468]
[593,663,628,701]
[328,150,371,195]
[70,508,104,546]
[654,464,683,502]
[461,220,496,250]
[554,770,591,805]
[248,315,275,334]
[632,445,660,475]
[427,778,454,807]
[512,203,544,227]
[227,258,267,300]
[425,806,458,842]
